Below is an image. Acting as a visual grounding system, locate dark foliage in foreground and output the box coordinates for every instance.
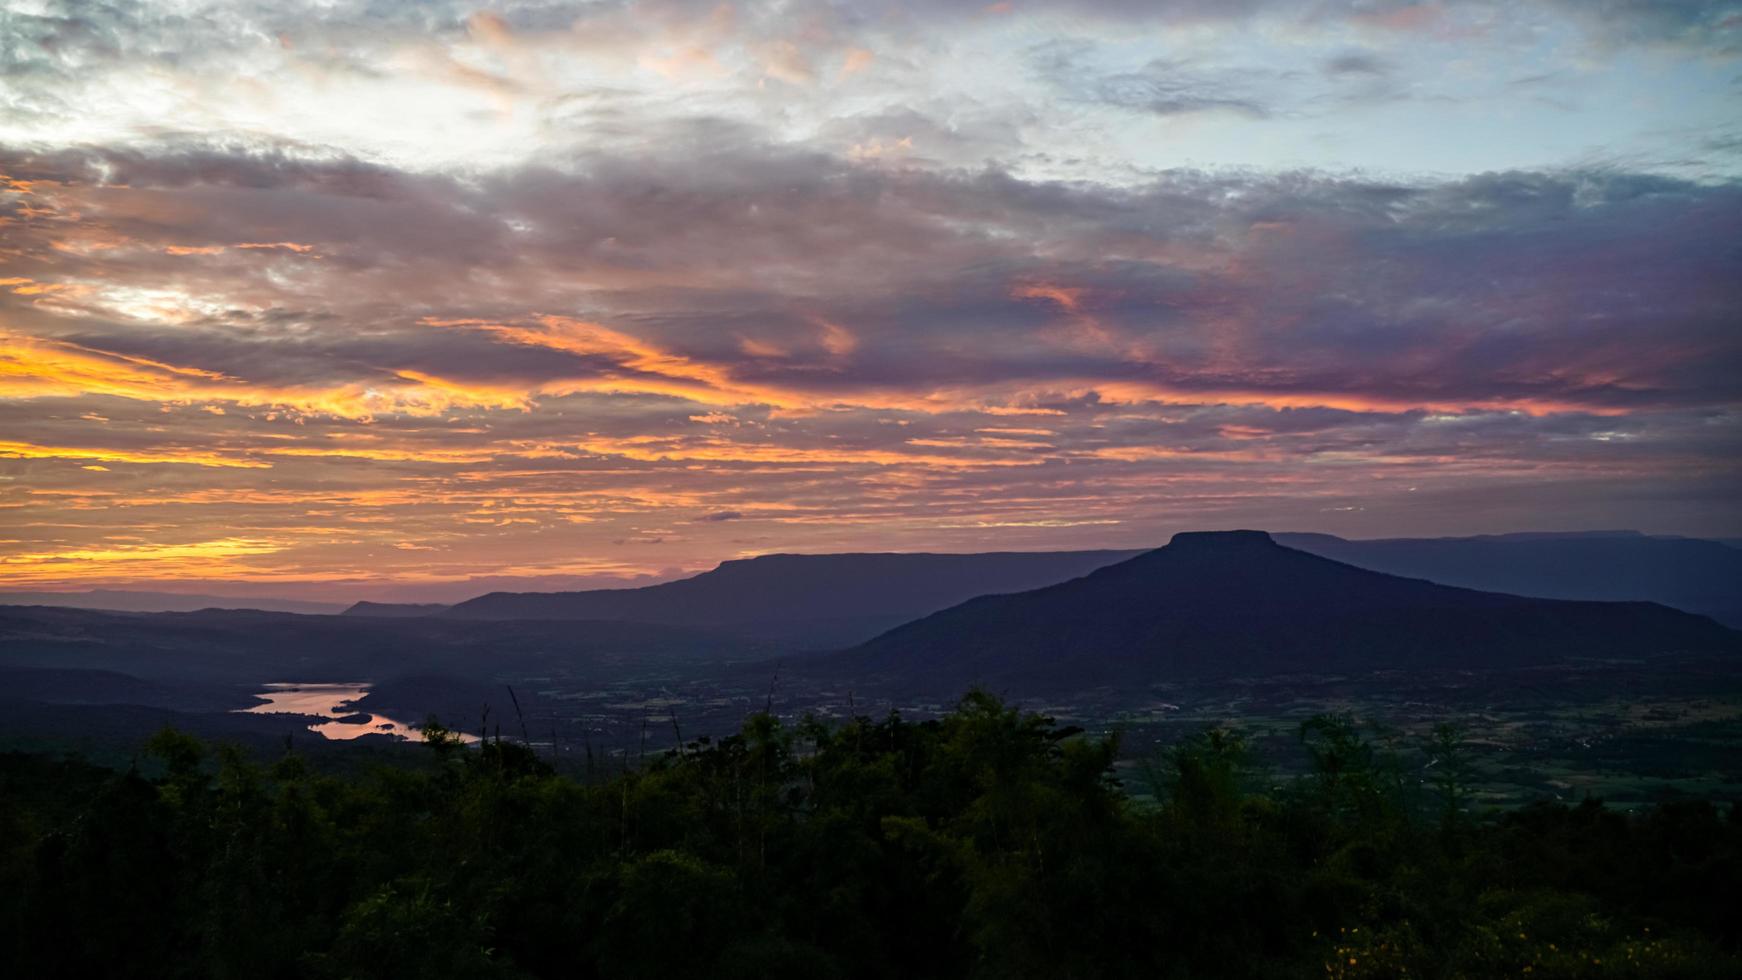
[3,693,1738,978]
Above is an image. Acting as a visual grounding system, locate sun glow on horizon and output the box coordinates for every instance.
[1,1,1737,598]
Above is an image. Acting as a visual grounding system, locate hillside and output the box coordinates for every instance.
[1278,530,1742,627]
[8,697,1739,977]
[840,531,1739,695]
[443,549,1143,646]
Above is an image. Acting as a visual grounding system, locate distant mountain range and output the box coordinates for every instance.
[427,550,1145,646]
[13,531,1738,648]
[1277,531,1742,628]
[4,531,1737,749]
[835,531,1738,696]
[342,601,450,619]
[340,530,1742,642]
[0,590,346,616]
[0,606,764,684]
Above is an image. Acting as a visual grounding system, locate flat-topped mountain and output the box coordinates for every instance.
[1277,530,1742,627]
[443,549,1143,647]
[838,531,1739,695]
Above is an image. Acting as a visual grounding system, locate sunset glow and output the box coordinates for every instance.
[2,0,1738,601]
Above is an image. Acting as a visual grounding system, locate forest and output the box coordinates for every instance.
[3,692,1738,979]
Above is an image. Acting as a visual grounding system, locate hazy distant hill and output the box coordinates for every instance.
[443,549,1144,646]
[1277,530,1742,627]
[0,606,764,684]
[840,531,1739,696]
[341,601,450,618]
[0,590,345,616]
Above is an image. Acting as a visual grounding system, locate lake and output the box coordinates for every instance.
[240,682,478,743]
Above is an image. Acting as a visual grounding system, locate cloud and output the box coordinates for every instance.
[1323,51,1392,77]
[1,0,1738,593]
[1033,43,1276,119]
[4,139,1737,423]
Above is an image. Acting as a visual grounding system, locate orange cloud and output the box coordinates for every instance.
[739,336,789,358]
[639,45,724,79]
[817,319,858,356]
[1014,282,1084,312]
[0,439,271,469]
[0,329,534,419]
[234,241,318,253]
[467,10,514,47]
[0,537,293,586]
[0,277,65,295]
[976,426,1057,436]
[841,47,874,75]
[761,40,815,85]
[442,315,815,410]
[0,332,230,398]
[572,434,1047,469]
[1082,380,1632,418]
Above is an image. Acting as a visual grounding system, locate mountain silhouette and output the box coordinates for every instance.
[443,550,1142,646]
[1276,531,1742,627]
[0,589,345,616]
[839,531,1739,695]
[0,605,764,684]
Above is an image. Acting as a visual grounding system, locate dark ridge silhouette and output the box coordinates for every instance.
[341,601,449,618]
[443,549,1144,646]
[0,606,765,684]
[1277,530,1742,627]
[0,589,345,616]
[838,531,1740,695]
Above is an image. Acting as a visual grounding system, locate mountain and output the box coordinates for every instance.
[1276,531,1742,627]
[838,531,1739,696]
[0,589,345,615]
[443,549,1144,646]
[342,601,450,618]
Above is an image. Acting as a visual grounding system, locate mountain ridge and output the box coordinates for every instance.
[442,548,1145,646]
[835,530,1738,696]
[1276,530,1742,627]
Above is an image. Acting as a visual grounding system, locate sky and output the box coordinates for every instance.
[1,0,1739,602]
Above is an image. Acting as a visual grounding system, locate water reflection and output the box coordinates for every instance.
[240,682,478,743]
